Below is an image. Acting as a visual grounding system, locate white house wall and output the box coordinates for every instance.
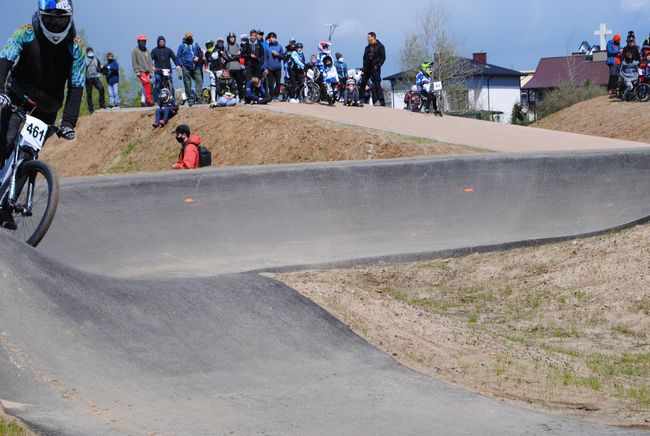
[467,76,521,123]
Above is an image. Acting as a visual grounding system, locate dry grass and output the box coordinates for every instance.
[41,106,480,178]
[276,223,650,428]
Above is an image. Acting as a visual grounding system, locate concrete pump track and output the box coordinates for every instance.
[1,149,649,435]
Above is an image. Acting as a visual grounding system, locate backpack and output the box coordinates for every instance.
[197,145,212,167]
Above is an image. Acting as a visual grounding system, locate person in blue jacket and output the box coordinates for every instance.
[103,52,120,108]
[287,43,306,102]
[606,34,622,94]
[177,31,204,106]
[264,32,285,101]
[245,76,271,104]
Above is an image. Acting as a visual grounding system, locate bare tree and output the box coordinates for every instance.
[399,0,476,111]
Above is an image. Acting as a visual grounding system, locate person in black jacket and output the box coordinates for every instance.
[0,0,83,230]
[241,29,266,82]
[151,35,181,102]
[621,35,641,62]
[357,32,386,106]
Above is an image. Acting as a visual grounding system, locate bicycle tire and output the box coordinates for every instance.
[301,83,320,104]
[635,83,650,102]
[8,160,59,247]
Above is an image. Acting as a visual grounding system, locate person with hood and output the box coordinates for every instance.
[0,0,84,230]
[224,32,245,99]
[214,69,239,107]
[172,124,201,170]
[358,31,386,106]
[132,34,154,106]
[264,32,285,101]
[241,29,265,82]
[606,34,622,94]
[334,52,348,86]
[103,52,120,109]
[84,46,106,113]
[177,31,204,106]
[151,35,180,102]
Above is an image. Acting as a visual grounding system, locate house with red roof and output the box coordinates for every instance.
[522,54,609,119]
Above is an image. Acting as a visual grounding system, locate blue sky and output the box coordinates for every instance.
[1,0,645,75]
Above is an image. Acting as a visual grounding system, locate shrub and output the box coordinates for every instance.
[536,80,606,119]
[511,102,529,125]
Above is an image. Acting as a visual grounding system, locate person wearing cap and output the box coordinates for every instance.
[84,47,106,113]
[241,29,266,82]
[132,34,154,106]
[102,53,120,109]
[264,32,285,101]
[288,42,306,103]
[177,31,204,106]
[172,124,201,169]
[151,36,181,102]
[334,52,348,87]
[621,34,641,63]
[606,34,622,95]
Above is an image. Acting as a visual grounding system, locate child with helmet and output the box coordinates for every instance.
[416,61,440,116]
[152,87,179,128]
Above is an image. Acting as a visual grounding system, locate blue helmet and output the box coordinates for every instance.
[37,0,73,44]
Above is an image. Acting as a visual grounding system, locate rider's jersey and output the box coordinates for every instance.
[416,71,432,92]
[0,14,85,127]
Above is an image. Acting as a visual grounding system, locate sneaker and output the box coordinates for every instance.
[0,208,17,230]
[159,120,166,127]
[289,98,299,104]
[152,123,159,129]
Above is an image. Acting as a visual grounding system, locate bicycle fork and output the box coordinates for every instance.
[0,148,30,216]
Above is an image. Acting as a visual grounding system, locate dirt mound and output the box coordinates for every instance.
[534,96,650,143]
[41,106,476,178]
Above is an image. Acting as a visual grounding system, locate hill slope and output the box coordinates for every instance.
[534,96,650,143]
[41,106,477,178]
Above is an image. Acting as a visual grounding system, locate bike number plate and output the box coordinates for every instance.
[20,115,48,151]
[433,81,443,91]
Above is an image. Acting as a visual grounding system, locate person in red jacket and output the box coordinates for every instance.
[172,124,201,169]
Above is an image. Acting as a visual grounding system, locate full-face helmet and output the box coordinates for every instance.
[37,0,73,44]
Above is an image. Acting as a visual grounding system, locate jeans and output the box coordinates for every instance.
[182,66,203,105]
[216,96,238,107]
[622,78,635,100]
[358,68,384,104]
[154,70,174,102]
[108,82,120,107]
[155,106,173,124]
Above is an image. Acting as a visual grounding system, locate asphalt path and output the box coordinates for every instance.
[1,149,649,434]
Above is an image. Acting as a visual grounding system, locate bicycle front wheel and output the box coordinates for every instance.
[635,83,650,102]
[7,160,59,247]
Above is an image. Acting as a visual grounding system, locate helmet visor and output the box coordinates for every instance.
[40,13,71,33]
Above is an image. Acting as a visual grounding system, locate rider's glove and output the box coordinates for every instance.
[0,93,10,109]
[58,126,75,141]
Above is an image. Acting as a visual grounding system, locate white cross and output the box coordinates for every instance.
[594,23,612,50]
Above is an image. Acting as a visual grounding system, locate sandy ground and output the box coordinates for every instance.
[535,96,650,143]
[275,224,650,429]
[256,101,649,152]
[40,105,477,178]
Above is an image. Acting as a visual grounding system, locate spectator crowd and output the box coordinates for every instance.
[606,30,650,101]
[84,28,388,128]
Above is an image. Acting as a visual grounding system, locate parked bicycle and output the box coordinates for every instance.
[0,82,60,246]
[298,68,320,104]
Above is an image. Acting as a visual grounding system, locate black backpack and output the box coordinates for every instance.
[197,145,212,167]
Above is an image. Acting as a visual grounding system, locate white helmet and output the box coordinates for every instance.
[411,85,418,92]
[38,0,74,45]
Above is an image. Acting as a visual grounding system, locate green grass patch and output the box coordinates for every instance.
[587,353,650,378]
[526,290,542,310]
[0,415,30,436]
